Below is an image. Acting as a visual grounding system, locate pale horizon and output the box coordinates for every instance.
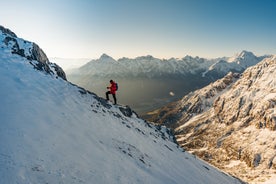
[1,0,275,60]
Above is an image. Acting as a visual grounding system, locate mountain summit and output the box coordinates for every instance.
[99,53,117,62]
[0,25,244,183]
[203,50,269,77]
[228,50,260,67]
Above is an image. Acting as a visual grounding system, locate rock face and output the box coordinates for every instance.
[0,25,66,80]
[151,56,276,183]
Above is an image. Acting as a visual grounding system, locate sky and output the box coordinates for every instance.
[0,0,275,59]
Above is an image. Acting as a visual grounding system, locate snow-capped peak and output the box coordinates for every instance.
[98,53,116,62]
[237,50,255,58]
[202,50,268,77]
[227,50,258,66]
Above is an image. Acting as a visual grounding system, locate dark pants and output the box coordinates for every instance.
[106,91,117,104]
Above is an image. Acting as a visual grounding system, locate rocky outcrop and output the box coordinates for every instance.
[0,25,66,80]
[0,25,17,37]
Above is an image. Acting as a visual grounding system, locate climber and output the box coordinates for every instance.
[106,80,117,105]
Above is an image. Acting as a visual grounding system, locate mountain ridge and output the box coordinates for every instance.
[150,55,276,183]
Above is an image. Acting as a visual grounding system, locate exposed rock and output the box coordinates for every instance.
[50,63,67,80]
[0,25,17,37]
[119,105,139,118]
[253,154,261,167]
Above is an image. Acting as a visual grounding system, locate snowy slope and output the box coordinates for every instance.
[0,26,244,183]
[152,55,276,183]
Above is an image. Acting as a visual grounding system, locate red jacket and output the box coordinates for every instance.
[109,81,117,94]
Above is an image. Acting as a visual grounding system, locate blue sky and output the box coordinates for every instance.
[1,0,275,59]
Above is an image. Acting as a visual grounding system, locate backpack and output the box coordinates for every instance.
[115,83,118,91]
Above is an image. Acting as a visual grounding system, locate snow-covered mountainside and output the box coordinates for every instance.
[0,25,244,183]
[150,56,276,183]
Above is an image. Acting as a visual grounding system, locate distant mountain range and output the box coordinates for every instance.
[67,51,270,116]
[68,51,269,79]
[148,55,276,183]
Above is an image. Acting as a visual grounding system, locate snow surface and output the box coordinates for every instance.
[263,175,276,184]
[0,27,243,183]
